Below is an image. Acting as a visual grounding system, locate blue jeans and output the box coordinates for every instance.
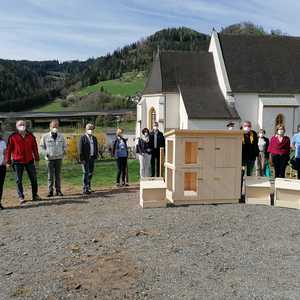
[13,161,38,199]
[81,158,95,192]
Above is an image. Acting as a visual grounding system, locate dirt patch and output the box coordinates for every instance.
[61,251,139,299]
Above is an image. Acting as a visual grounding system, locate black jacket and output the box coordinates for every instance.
[78,134,99,162]
[242,130,259,162]
[136,137,153,155]
[149,130,165,151]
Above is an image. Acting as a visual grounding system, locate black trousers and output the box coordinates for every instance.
[116,157,127,184]
[13,161,38,198]
[151,149,160,177]
[272,154,289,178]
[0,165,6,203]
[296,158,300,179]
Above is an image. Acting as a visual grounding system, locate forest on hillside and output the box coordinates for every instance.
[0,22,286,111]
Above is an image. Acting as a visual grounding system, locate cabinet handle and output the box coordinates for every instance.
[214,177,221,181]
[215,147,221,150]
[198,147,204,150]
[198,178,204,181]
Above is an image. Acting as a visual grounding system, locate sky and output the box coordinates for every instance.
[0,0,300,61]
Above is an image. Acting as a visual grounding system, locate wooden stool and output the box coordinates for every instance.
[140,178,166,208]
[245,176,272,205]
[275,178,300,209]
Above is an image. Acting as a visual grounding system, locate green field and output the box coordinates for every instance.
[76,75,145,98]
[4,159,139,190]
[34,72,145,113]
[33,98,64,112]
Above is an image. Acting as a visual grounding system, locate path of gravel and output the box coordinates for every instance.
[1,188,300,299]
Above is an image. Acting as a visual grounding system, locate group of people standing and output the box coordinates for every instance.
[2,118,300,209]
[242,120,300,180]
[0,120,130,209]
[136,122,165,178]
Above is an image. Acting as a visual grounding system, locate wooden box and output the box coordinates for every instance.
[275,178,300,209]
[245,176,272,205]
[164,130,242,205]
[140,178,166,208]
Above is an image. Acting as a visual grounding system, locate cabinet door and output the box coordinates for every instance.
[215,137,241,168]
[184,137,214,168]
[213,168,238,200]
[198,169,214,200]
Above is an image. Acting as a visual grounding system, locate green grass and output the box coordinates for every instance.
[34,72,145,113]
[33,99,64,112]
[4,159,139,190]
[76,76,144,98]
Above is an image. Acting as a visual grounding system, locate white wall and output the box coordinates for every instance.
[179,92,189,129]
[165,93,180,130]
[233,93,259,130]
[233,93,300,138]
[188,119,232,130]
[208,31,232,99]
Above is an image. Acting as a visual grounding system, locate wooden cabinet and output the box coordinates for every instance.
[165,130,242,205]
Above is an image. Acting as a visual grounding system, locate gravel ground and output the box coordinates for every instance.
[1,188,300,299]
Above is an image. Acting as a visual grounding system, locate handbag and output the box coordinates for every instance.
[289,151,298,170]
[264,160,272,177]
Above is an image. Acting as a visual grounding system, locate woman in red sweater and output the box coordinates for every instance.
[267,124,290,178]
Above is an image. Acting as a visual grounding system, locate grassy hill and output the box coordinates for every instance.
[76,71,145,98]
[34,71,145,112]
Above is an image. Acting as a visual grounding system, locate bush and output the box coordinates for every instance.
[65,132,108,162]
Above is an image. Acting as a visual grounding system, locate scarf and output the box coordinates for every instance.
[141,135,149,143]
[242,131,254,144]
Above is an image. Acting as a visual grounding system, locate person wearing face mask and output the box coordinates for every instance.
[136,128,153,178]
[112,128,128,187]
[242,121,259,176]
[40,120,67,197]
[268,124,290,178]
[255,129,269,176]
[150,122,165,177]
[0,131,7,210]
[291,124,300,179]
[6,120,40,205]
[79,123,99,194]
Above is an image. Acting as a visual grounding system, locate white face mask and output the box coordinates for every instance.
[17,125,26,132]
[87,129,93,135]
[144,132,149,137]
[51,128,58,133]
[259,133,264,138]
[278,130,284,136]
[153,126,158,131]
[243,126,250,133]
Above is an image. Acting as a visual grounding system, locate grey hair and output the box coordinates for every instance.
[85,123,94,130]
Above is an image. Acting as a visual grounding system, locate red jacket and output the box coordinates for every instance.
[6,131,39,164]
[267,135,290,155]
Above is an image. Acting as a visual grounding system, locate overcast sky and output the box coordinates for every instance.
[0,0,299,61]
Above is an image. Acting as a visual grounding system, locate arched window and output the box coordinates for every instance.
[148,107,157,129]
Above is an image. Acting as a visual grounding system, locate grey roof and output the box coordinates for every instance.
[0,109,133,120]
[219,34,300,93]
[144,50,239,120]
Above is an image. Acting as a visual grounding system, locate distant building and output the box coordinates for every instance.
[137,30,300,138]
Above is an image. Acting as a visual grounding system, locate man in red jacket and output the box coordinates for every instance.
[6,120,41,205]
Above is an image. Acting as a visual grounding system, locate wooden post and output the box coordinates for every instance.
[159,147,165,178]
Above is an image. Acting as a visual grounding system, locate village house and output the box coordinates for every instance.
[136,30,300,138]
